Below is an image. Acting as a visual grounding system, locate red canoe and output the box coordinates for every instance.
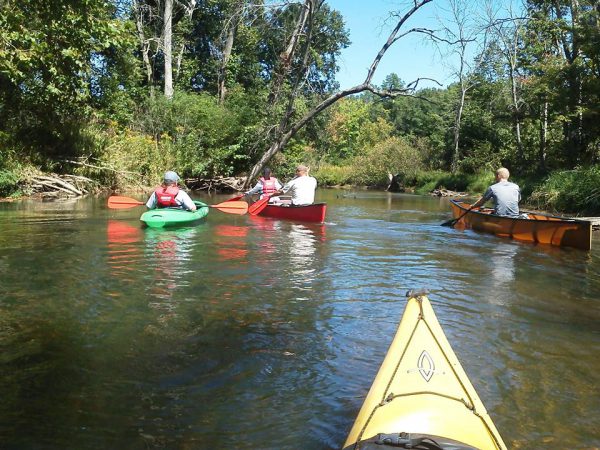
[450,199,592,250]
[258,203,327,223]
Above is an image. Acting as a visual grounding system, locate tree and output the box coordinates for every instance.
[131,0,198,98]
[486,1,528,164]
[243,0,435,187]
[435,0,490,173]
[0,0,129,155]
[522,0,600,167]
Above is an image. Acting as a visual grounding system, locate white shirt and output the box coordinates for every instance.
[282,175,317,205]
[146,190,196,210]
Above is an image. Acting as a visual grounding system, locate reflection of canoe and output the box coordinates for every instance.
[450,199,592,250]
[140,201,209,228]
[343,291,507,450]
[258,203,327,223]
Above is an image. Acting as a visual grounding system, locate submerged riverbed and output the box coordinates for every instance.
[1,189,599,449]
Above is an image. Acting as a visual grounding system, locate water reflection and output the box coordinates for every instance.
[1,192,600,449]
[214,224,249,261]
[248,215,280,255]
[287,223,326,288]
[143,227,198,316]
[489,244,518,286]
[106,220,143,279]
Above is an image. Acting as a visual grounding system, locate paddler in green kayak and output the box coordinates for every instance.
[146,171,197,211]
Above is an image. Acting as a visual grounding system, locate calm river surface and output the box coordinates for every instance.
[1,189,599,449]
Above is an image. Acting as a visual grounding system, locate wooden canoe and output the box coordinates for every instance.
[450,199,592,250]
[258,203,327,223]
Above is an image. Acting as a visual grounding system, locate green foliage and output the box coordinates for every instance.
[350,136,424,187]
[528,166,600,214]
[131,92,246,177]
[311,163,353,186]
[397,170,495,195]
[0,170,20,197]
[0,0,132,162]
[0,0,599,219]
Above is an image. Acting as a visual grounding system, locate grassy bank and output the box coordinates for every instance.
[313,165,600,216]
[3,153,600,216]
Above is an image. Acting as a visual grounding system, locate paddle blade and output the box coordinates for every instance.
[108,196,145,209]
[248,196,270,215]
[441,218,458,227]
[210,201,248,215]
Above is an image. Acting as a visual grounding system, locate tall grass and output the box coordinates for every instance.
[528,166,600,214]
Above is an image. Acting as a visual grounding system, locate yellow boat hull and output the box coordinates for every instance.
[343,292,507,450]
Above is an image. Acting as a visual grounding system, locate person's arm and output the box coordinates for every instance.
[245,181,262,196]
[472,188,492,209]
[146,192,157,209]
[272,179,293,197]
[178,191,197,211]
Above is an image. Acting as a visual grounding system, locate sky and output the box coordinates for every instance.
[327,0,455,90]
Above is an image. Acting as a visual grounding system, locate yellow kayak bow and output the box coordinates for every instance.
[343,291,507,450]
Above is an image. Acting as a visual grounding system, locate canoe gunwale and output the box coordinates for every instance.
[450,199,590,224]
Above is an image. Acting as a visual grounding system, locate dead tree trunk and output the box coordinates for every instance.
[218,5,240,104]
[174,0,197,82]
[134,0,155,96]
[164,0,174,98]
[539,98,548,172]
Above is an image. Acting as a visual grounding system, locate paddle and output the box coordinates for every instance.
[441,203,479,227]
[248,194,273,216]
[107,196,144,209]
[107,196,248,215]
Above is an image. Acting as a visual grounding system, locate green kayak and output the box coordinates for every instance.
[140,201,209,228]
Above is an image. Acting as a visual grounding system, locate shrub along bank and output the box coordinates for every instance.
[312,165,600,216]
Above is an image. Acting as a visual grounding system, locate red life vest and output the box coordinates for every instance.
[154,186,180,208]
[260,177,278,196]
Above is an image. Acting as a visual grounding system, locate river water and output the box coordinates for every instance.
[1,190,599,449]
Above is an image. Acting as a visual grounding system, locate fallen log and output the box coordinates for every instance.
[35,175,83,196]
[19,172,98,198]
[431,188,467,197]
[185,176,246,193]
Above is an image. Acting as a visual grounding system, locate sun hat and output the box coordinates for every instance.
[164,171,180,183]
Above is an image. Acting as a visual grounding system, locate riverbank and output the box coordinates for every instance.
[3,166,600,222]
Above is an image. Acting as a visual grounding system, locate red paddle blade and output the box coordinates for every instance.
[108,196,145,209]
[210,201,248,215]
[248,196,270,215]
